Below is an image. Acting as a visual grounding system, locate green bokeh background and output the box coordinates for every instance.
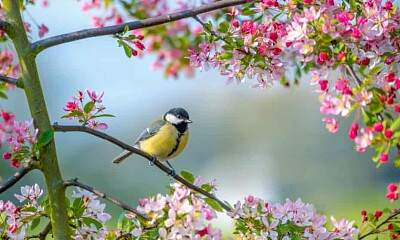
[0,1,398,237]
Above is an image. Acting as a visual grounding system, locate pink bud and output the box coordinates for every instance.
[388,183,398,192]
[374,210,383,220]
[132,49,138,56]
[360,58,370,66]
[349,129,357,140]
[351,122,359,131]
[394,105,400,112]
[137,35,144,40]
[134,41,145,50]
[3,152,11,160]
[380,153,389,163]
[385,129,393,139]
[337,51,346,61]
[373,122,384,132]
[1,111,11,121]
[232,20,239,28]
[319,52,329,61]
[361,210,367,216]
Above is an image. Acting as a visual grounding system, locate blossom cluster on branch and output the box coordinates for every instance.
[62,89,114,130]
[0,110,38,168]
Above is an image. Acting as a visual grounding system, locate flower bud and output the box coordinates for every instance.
[373,122,384,132]
[385,129,393,139]
[3,152,11,160]
[374,210,383,220]
[380,153,389,163]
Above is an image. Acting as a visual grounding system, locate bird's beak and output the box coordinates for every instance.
[185,119,193,123]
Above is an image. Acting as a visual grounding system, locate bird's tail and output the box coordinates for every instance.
[112,150,133,164]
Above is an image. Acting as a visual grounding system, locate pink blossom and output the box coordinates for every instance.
[86,89,104,103]
[38,24,49,38]
[354,127,373,152]
[322,118,339,133]
[355,88,373,106]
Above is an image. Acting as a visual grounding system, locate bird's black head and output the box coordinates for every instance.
[164,108,192,132]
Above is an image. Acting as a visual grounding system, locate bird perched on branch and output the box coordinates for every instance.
[112,108,192,175]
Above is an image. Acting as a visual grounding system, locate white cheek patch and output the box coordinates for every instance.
[165,114,184,124]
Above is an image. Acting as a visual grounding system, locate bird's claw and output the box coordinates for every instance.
[168,169,176,178]
[149,156,157,166]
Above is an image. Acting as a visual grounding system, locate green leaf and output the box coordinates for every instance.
[204,198,223,212]
[180,171,195,183]
[390,116,400,131]
[0,91,8,99]
[37,129,54,148]
[361,109,377,126]
[122,43,132,58]
[349,0,357,11]
[369,65,383,76]
[218,52,233,60]
[242,9,257,16]
[31,217,41,230]
[82,217,103,229]
[201,184,212,192]
[61,110,84,119]
[372,144,385,162]
[217,22,229,34]
[73,198,85,218]
[83,101,95,114]
[394,155,400,168]
[91,114,116,119]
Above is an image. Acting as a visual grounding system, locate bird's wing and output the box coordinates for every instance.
[134,117,166,145]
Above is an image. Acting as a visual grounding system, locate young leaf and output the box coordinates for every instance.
[83,101,95,114]
[180,171,195,183]
[91,114,116,119]
[204,198,223,212]
[37,129,54,148]
[82,217,103,229]
[122,43,133,58]
[31,217,41,230]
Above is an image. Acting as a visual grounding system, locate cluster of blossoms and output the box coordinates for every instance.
[79,0,225,78]
[228,196,358,239]
[187,0,400,166]
[113,176,222,239]
[0,184,44,239]
[70,188,111,239]
[62,89,114,130]
[0,110,38,168]
[0,184,112,239]
[386,183,399,201]
[359,208,400,238]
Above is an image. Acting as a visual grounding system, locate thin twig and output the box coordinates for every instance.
[115,233,132,240]
[53,124,232,212]
[64,178,151,221]
[358,210,400,239]
[0,164,32,194]
[0,75,24,88]
[344,64,362,88]
[31,0,247,53]
[26,222,52,239]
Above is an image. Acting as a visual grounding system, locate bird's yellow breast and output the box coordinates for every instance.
[138,123,189,162]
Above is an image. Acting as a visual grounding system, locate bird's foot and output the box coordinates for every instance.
[166,161,176,178]
[149,156,157,166]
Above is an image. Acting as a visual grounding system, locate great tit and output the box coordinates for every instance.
[112,108,192,172]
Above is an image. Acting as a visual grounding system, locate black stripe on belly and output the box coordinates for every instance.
[167,132,184,157]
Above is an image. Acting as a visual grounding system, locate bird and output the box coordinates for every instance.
[112,108,192,175]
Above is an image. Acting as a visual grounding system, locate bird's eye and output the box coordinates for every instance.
[176,114,182,118]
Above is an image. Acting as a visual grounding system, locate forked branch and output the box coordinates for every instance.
[53,124,232,212]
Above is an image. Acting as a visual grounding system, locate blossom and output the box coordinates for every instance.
[86,89,104,103]
[38,24,49,38]
[14,184,43,204]
[322,118,339,133]
[354,127,373,152]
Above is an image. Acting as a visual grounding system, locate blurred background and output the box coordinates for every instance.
[0,1,398,236]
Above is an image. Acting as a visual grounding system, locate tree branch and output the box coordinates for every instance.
[344,64,362,88]
[0,20,12,34]
[26,222,52,240]
[358,210,400,239]
[64,178,151,221]
[0,75,23,88]
[31,0,247,54]
[53,124,232,212]
[0,164,33,194]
